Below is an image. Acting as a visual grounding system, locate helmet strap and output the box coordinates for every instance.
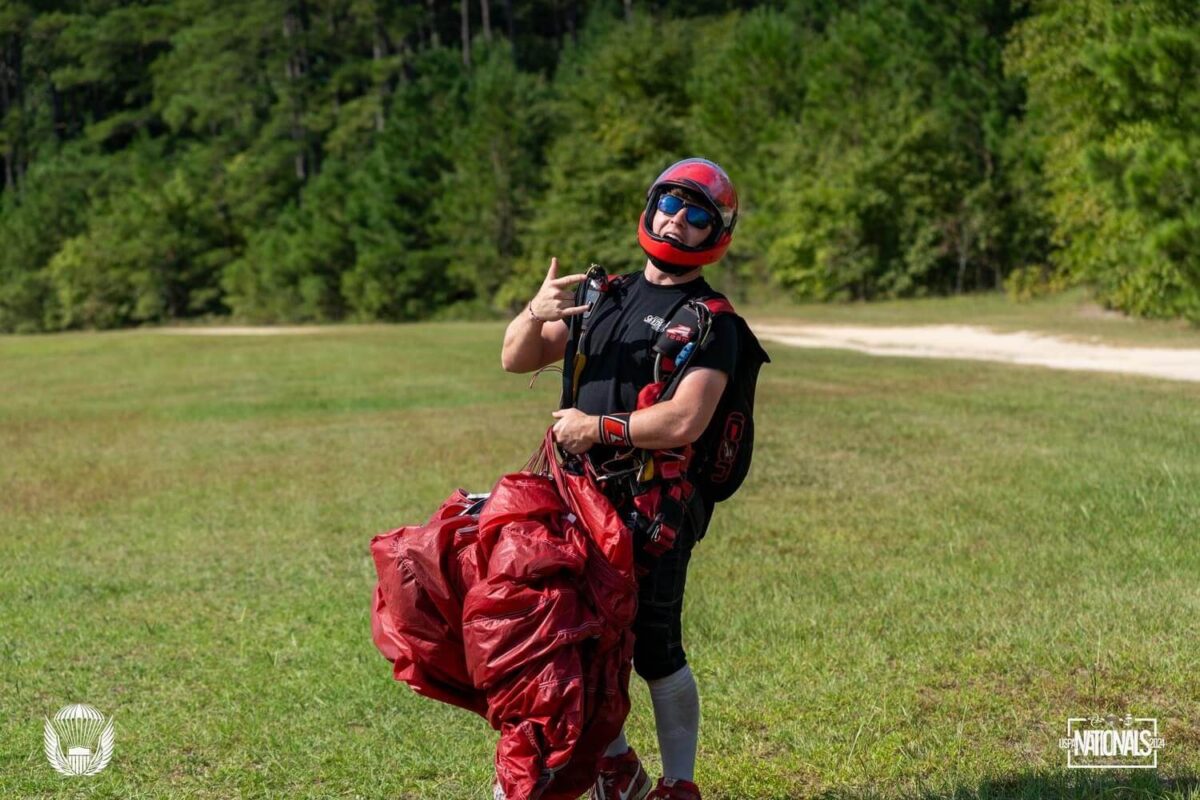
[648,256,703,277]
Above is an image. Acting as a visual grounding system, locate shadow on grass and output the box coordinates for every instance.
[816,771,1200,800]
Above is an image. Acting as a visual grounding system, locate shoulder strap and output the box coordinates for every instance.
[700,296,736,316]
[559,267,627,410]
[651,289,735,405]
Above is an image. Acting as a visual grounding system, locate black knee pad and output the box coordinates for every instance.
[630,520,697,682]
[633,619,688,681]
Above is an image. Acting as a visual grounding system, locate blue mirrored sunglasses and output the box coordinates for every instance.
[657,193,715,229]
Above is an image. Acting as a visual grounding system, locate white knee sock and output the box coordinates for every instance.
[648,664,700,782]
[604,726,630,757]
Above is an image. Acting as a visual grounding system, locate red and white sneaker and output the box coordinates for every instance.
[589,746,652,800]
[646,776,702,800]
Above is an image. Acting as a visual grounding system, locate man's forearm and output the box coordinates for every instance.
[627,401,700,450]
[586,402,697,452]
[501,307,544,373]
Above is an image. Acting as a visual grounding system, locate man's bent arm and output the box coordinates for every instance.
[502,312,568,373]
[626,368,727,449]
[553,367,728,452]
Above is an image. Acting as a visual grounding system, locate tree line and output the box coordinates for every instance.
[0,0,1196,332]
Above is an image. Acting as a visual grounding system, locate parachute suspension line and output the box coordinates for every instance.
[529,364,563,389]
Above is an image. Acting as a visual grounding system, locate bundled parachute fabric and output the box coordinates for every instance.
[370,429,638,800]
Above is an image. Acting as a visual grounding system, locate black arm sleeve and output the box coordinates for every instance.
[689,313,739,379]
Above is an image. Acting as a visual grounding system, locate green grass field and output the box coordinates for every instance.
[2,297,1198,799]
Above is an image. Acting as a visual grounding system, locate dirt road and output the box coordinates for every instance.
[752,323,1200,383]
[154,322,1200,383]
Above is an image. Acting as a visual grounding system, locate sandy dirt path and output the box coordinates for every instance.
[155,322,1200,383]
[752,323,1200,383]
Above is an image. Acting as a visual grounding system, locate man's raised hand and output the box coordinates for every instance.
[529,257,589,322]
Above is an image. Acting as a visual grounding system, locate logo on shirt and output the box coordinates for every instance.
[665,324,693,343]
[643,314,667,332]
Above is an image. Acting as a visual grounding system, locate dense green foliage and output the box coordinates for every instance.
[1008,0,1200,321]
[0,0,1197,332]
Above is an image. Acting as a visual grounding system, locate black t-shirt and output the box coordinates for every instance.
[572,270,739,467]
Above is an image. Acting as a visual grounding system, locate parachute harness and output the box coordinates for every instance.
[556,265,717,562]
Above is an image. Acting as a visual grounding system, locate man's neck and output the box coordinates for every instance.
[644,260,703,286]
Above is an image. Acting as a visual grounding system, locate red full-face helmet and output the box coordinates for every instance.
[638,157,738,270]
